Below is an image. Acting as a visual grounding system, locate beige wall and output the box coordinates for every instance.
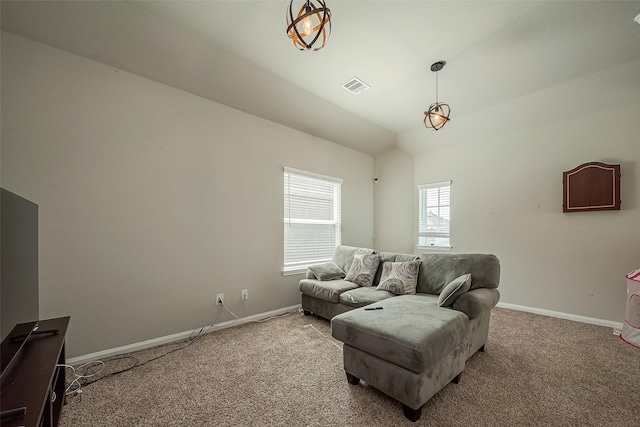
[1,33,374,357]
[373,147,414,253]
[391,62,640,323]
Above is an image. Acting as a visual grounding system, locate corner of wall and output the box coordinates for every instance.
[373,146,415,253]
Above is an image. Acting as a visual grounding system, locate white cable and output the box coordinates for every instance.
[190,303,225,339]
[191,299,246,338]
[253,311,294,323]
[59,361,105,397]
[222,300,241,319]
[219,299,245,327]
[303,324,342,350]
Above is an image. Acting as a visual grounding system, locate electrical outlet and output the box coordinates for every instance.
[216,293,224,306]
[241,289,248,301]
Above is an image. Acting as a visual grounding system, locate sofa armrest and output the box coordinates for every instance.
[452,288,500,319]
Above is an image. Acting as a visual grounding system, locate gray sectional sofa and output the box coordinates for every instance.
[298,245,501,422]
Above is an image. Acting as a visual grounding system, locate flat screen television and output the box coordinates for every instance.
[0,188,40,379]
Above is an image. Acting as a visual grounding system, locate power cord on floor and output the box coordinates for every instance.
[190,299,245,338]
[58,361,105,398]
[67,300,248,395]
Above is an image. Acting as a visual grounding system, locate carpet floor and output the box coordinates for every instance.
[59,307,639,426]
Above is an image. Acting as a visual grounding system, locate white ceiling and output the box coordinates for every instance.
[2,1,640,156]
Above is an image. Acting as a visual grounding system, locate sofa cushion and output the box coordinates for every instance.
[376,260,421,295]
[299,279,358,303]
[308,262,345,281]
[331,295,469,374]
[339,287,396,308]
[438,274,471,307]
[344,250,381,287]
[394,253,422,263]
[417,253,500,295]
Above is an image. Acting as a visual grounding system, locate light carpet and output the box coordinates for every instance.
[60,307,639,426]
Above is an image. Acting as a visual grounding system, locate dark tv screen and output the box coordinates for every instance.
[1,188,39,342]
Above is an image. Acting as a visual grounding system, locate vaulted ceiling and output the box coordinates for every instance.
[3,1,640,156]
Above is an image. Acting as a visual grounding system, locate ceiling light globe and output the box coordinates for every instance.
[424,103,451,131]
[286,0,331,51]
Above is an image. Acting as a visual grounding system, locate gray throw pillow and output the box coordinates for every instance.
[308,262,345,281]
[376,260,421,295]
[344,250,381,287]
[438,274,472,307]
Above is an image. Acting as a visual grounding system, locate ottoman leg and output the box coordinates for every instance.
[346,372,360,385]
[402,404,422,422]
[452,372,462,384]
[303,309,312,316]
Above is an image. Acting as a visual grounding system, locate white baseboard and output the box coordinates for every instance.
[497,302,623,334]
[67,304,302,365]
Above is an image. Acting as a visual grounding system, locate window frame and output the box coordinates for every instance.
[417,180,452,251]
[283,167,342,274]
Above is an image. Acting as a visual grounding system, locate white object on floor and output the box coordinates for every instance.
[621,268,640,348]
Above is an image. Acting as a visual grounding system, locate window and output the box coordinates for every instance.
[418,181,451,249]
[283,167,342,273]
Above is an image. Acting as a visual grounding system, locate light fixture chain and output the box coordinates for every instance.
[435,70,438,104]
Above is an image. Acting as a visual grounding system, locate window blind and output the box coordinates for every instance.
[418,181,451,248]
[284,167,342,272]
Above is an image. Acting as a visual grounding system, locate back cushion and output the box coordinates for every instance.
[332,246,373,273]
[416,253,500,295]
[331,247,419,287]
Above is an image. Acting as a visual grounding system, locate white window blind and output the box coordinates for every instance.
[418,181,451,249]
[284,167,342,272]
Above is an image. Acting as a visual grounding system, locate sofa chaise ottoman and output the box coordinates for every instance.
[298,246,501,421]
[332,295,470,421]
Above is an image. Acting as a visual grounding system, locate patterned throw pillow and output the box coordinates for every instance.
[344,251,381,287]
[376,260,421,295]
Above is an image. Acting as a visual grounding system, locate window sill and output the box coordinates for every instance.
[417,245,452,252]
[282,268,307,277]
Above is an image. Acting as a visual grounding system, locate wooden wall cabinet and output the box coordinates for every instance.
[563,162,621,212]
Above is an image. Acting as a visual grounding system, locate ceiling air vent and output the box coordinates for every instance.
[342,77,370,95]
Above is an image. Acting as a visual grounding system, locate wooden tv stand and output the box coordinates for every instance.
[1,317,69,427]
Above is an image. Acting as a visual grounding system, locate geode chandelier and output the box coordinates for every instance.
[424,61,451,131]
[286,0,331,51]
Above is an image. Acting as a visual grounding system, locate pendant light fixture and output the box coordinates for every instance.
[286,0,331,51]
[424,61,451,131]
